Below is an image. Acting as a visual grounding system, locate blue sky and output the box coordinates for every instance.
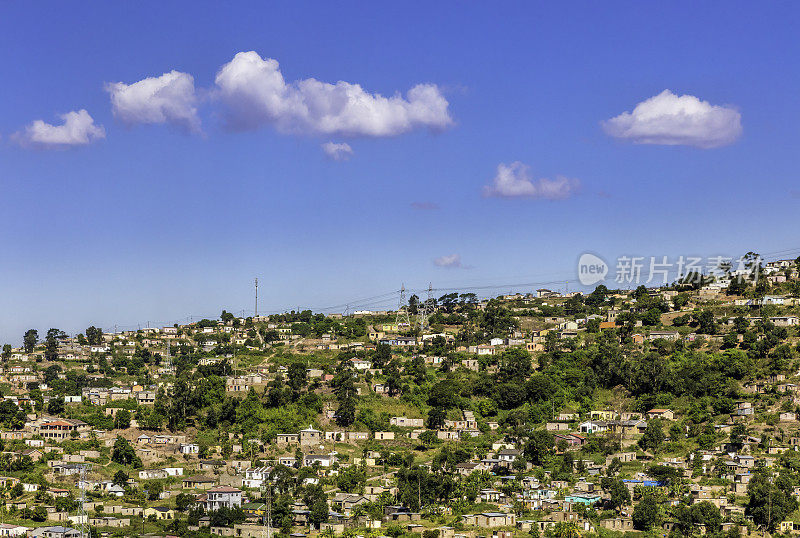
[1,2,799,343]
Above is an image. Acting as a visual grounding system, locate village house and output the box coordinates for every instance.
[276,433,300,447]
[201,486,243,511]
[390,417,424,428]
[579,420,608,434]
[330,493,369,514]
[646,409,674,421]
[183,475,216,489]
[648,330,680,341]
[304,453,336,467]
[243,467,272,488]
[38,419,89,441]
[462,512,516,528]
[299,426,322,446]
[143,506,175,520]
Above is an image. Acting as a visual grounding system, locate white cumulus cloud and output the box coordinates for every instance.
[322,142,354,160]
[434,254,463,268]
[214,51,453,136]
[483,162,580,199]
[602,89,742,148]
[13,109,105,148]
[106,70,200,132]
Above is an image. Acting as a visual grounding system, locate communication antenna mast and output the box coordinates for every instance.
[418,283,433,332]
[395,284,411,329]
[77,463,93,538]
[255,278,259,318]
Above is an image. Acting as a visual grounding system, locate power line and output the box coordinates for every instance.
[79,245,800,332]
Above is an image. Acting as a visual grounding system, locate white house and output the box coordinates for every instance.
[202,486,242,510]
[579,420,608,434]
[0,523,28,536]
[163,467,184,477]
[242,466,271,488]
[179,443,199,454]
[304,453,336,467]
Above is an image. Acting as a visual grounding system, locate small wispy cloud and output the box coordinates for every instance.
[13,109,105,148]
[483,162,580,200]
[411,202,439,210]
[434,254,464,268]
[602,89,742,148]
[321,142,354,161]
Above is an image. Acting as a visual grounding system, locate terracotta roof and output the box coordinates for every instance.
[184,475,215,483]
[208,486,242,493]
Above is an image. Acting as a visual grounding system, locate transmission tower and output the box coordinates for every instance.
[77,463,93,538]
[418,283,433,332]
[164,340,172,372]
[395,284,411,329]
[261,483,272,538]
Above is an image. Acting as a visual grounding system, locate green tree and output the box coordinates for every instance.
[303,484,329,527]
[372,343,391,369]
[601,477,630,510]
[23,329,38,353]
[288,362,308,392]
[309,499,329,528]
[331,362,357,427]
[639,419,665,453]
[0,400,26,429]
[384,360,402,397]
[408,295,420,316]
[746,470,798,531]
[47,396,65,415]
[85,326,103,345]
[175,493,195,512]
[632,494,660,531]
[31,505,47,522]
[114,409,131,430]
[111,437,142,468]
[496,348,533,383]
[336,465,366,493]
[729,424,747,448]
[112,470,129,487]
[690,501,722,534]
[427,406,446,429]
[44,328,66,361]
[524,430,554,466]
[642,308,662,326]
